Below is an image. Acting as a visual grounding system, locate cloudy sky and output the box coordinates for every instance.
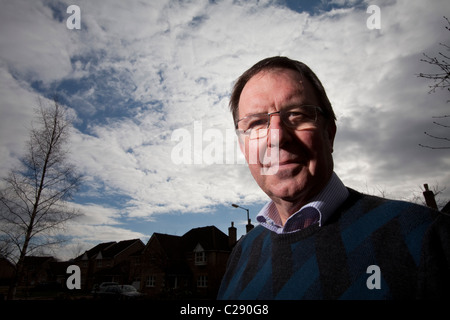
[1,0,449,260]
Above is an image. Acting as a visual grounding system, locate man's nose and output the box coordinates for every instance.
[267,114,292,147]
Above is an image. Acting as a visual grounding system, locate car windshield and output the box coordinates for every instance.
[121,285,136,292]
[105,286,121,292]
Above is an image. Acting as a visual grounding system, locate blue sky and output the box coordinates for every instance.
[1,0,449,260]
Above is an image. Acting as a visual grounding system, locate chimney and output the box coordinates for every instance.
[228,222,237,248]
[423,184,438,210]
[246,219,254,233]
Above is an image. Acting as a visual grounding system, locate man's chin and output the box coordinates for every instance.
[257,167,314,198]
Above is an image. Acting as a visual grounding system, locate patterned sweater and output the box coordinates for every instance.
[217,189,450,299]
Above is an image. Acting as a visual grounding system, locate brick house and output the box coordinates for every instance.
[7,223,237,299]
[0,255,15,286]
[182,226,232,299]
[140,225,233,299]
[19,256,56,287]
[139,233,190,299]
[74,239,144,290]
[74,241,115,289]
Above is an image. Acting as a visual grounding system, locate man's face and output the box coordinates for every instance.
[237,68,336,210]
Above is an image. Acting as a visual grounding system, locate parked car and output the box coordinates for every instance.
[92,282,118,293]
[93,284,144,300]
[117,285,145,299]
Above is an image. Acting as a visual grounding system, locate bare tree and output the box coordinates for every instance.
[0,98,83,299]
[417,16,450,95]
[417,16,450,150]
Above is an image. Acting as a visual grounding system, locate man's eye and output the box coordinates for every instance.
[286,111,306,120]
[247,118,268,129]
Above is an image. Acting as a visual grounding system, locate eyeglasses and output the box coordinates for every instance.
[236,105,323,140]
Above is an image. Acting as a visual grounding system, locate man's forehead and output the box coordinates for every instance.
[248,68,304,87]
[238,68,316,114]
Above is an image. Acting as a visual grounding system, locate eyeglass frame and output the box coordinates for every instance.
[235,105,324,139]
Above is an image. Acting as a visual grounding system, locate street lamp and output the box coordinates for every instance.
[231,203,253,233]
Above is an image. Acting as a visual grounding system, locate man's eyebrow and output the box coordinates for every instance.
[238,105,268,119]
[238,110,267,120]
[239,102,316,118]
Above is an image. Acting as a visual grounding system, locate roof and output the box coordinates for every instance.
[49,261,73,274]
[145,233,183,261]
[144,233,190,274]
[23,256,56,265]
[442,201,450,213]
[0,255,15,268]
[75,241,116,261]
[181,226,230,251]
[77,225,231,265]
[101,239,144,258]
[145,226,230,254]
[93,260,131,276]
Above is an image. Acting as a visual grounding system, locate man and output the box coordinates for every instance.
[217,56,450,299]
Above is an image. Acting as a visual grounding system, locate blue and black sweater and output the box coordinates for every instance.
[218,189,450,299]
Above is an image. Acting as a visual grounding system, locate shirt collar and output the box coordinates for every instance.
[256,172,349,234]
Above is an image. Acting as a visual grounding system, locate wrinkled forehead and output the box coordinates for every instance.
[247,68,305,91]
[238,68,319,117]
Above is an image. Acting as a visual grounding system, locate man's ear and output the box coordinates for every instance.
[327,121,337,153]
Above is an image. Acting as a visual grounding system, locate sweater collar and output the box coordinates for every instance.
[256,172,349,234]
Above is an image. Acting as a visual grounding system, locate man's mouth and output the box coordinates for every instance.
[263,157,304,168]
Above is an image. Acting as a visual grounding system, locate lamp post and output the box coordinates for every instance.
[231,203,254,233]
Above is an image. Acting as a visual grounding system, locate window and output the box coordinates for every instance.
[146,275,156,287]
[197,275,208,288]
[195,251,206,265]
[194,243,207,265]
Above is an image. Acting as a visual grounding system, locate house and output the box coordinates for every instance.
[0,222,237,300]
[140,233,190,299]
[19,256,57,287]
[74,239,145,290]
[4,256,71,297]
[182,226,232,299]
[140,225,233,299]
[74,241,115,289]
[0,255,15,286]
[0,256,15,299]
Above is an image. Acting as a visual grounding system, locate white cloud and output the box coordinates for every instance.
[70,202,123,226]
[1,0,449,250]
[0,0,76,83]
[0,67,36,173]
